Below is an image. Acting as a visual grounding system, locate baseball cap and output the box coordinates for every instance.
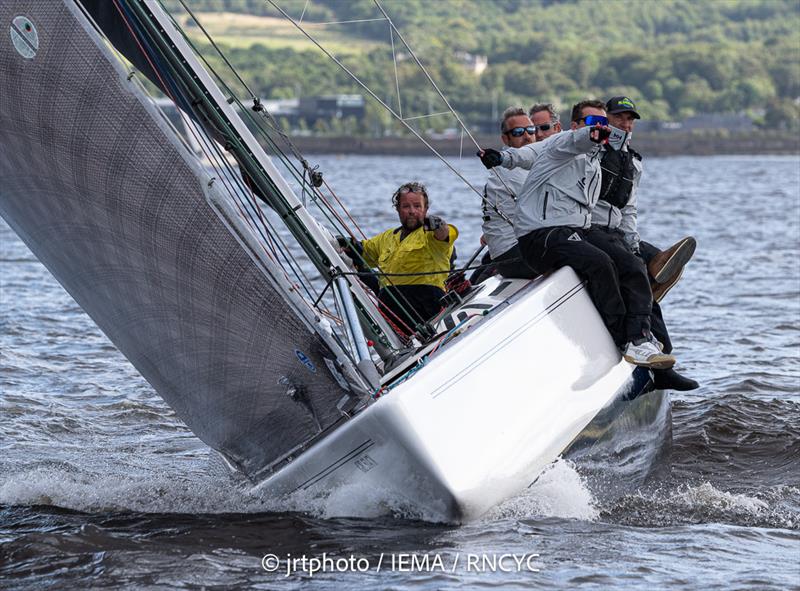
[606,96,641,119]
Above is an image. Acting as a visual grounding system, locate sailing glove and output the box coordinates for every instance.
[336,235,364,257]
[589,125,612,144]
[478,148,503,169]
[424,215,444,231]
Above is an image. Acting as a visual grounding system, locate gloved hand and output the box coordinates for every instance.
[477,148,503,169]
[423,215,444,231]
[589,125,612,144]
[336,235,363,257]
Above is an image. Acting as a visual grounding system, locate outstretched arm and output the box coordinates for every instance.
[424,215,451,241]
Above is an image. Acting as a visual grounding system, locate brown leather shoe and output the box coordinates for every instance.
[652,268,682,303]
[648,236,696,284]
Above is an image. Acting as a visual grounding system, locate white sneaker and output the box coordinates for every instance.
[623,339,675,369]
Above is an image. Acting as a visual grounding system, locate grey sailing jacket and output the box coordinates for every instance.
[591,144,643,250]
[481,149,528,259]
[498,126,603,238]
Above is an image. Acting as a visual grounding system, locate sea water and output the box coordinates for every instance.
[1,154,798,589]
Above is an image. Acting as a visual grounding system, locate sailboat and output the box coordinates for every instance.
[0,0,668,522]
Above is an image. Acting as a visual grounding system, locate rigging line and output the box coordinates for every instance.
[389,25,402,120]
[321,178,367,239]
[372,0,480,151]
[265,1,512,226]
[265,0,484,200]
[401,111,452,121]
[304,18,388,26]
[351,281,414,342]
[298,0,309,23]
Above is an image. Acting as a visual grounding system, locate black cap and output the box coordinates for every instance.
[606,96,640,119]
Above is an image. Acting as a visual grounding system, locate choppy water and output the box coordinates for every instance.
[2,154,799,589]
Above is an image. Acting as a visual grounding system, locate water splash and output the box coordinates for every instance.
[483,459,599,522]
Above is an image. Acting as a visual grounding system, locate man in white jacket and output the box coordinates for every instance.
[478,100,674,369]
[478,107,539,281]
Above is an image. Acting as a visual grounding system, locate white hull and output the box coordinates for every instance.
[250,267,637,522]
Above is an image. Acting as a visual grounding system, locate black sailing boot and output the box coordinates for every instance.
[652,367,699,391]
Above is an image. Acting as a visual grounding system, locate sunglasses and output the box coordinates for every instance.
[504,126,536,137]
[399,183,427,195]
[535,122,555,133]
[579,115,608,126]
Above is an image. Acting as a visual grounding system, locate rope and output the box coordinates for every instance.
[263,0,514,225]
[264,0,485,201]
[339,255,524,278]
[372,0,481,151]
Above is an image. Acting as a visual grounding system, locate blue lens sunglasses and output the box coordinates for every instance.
[580,115,608,126]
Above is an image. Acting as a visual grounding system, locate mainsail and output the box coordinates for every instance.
[0,0,364,477]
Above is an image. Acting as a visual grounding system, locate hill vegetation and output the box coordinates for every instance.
[166,0,800,133]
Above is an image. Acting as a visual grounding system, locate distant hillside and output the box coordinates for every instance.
[165,0,800,132]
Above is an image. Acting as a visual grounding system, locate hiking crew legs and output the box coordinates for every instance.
[517,227,627,346]
[494,244,539,280]
[584,227,653,342]
[638,240,672,353]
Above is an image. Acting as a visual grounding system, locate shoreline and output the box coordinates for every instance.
[285,131,799,157]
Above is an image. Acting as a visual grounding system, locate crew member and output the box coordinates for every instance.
[529,102,562,142]
[476,107,539,283]
[601,96,698,390]
[360,182,458,334]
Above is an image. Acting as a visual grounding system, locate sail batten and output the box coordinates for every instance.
[0,0,361,475]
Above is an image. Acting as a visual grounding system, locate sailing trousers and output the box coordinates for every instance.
[518,226,651,347]
[469,245,538,285]
[638,240,673,354]
[494,244,540,280]
[584,226,653,343]
[518,227,627,346]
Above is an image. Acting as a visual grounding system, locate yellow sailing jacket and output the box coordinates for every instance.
[362,224,459,289]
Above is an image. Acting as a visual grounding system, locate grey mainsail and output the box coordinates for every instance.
[0,0,360,476]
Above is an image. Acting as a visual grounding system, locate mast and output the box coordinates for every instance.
[123,0,402,358]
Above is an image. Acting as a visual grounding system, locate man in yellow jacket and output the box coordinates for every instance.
[361,181,458,334]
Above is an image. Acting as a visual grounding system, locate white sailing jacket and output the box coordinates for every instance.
[481,149,528,259]
[498,126,603,238]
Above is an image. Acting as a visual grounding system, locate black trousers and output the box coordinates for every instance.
[494,244,540,280]
[518,226,651,346]
[638,240,672,354]
[469,245,538,285]
[379,284,444,334]
[584,227,652,342]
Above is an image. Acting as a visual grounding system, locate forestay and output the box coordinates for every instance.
[0,0,360,477]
